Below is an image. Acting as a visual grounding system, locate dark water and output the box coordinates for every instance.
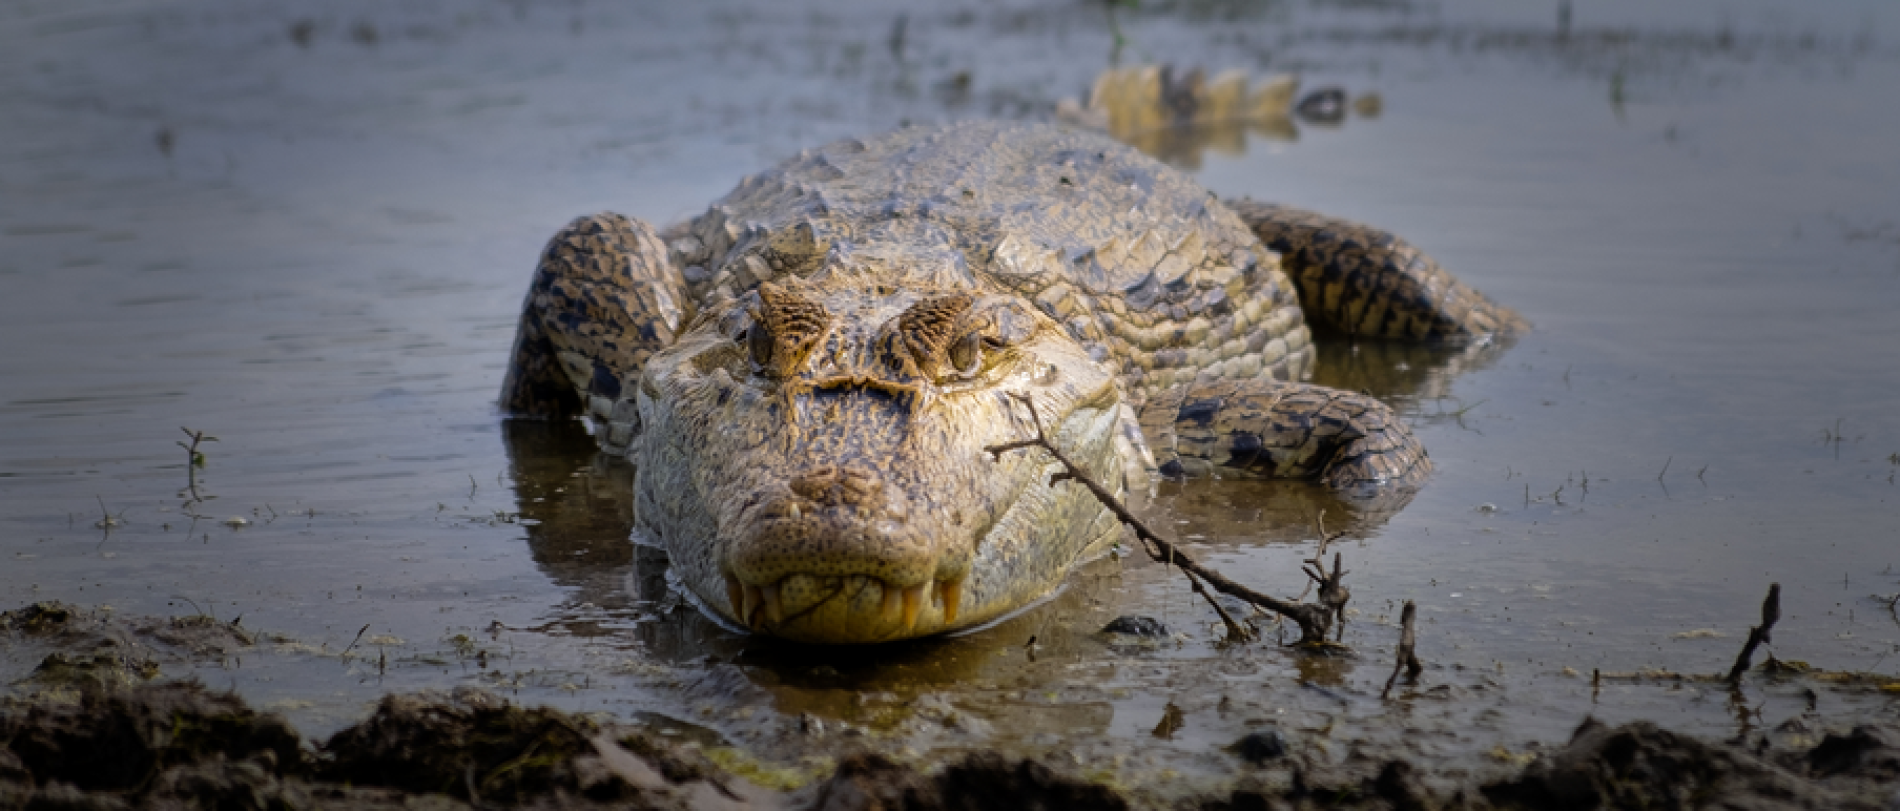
[4,0,1898,792]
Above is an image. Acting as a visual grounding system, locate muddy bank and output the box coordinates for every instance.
[4,679,1899,811]
[6,601,1900,810]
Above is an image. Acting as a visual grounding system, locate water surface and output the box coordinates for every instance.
[3,0,1898,792]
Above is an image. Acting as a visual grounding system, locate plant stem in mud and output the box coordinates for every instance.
[1383,600,1424,699]
[984,393,1336,645]
[177,426,218,501]
[1726,582,1781,684]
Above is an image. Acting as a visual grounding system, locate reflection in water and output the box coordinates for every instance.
[503,419,748,662]
[1146,477,1415,545]
[501,419,633,597]
[1309,332,1520,409]
[1292,651,1355,691]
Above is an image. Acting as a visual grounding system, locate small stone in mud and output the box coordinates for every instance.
[1101,615,1169,637]
[1229,730,1288,764]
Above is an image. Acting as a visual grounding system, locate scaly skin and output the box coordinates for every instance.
[501,121,1522,643]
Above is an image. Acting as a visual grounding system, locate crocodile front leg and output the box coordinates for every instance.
[1137,376,1429,489]
[500,212,693,454]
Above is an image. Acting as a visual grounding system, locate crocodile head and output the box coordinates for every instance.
[632,272,1126,643]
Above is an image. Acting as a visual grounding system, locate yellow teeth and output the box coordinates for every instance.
[940,578,963,625]
[760,583,783,626]
[725,576,746,621]
[901,583,925,631]
[880,583,902,622]
[725,575,966,635]
[744,584,765,628]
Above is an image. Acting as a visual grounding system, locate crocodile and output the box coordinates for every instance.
[500,120,1523,644]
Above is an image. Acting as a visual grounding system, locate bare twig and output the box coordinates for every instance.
[1726,583,1781,684]
[1303,552,1351,640]
[984,393,1335,644]
[1382,600,1423,699]
[1294,511,1345,601]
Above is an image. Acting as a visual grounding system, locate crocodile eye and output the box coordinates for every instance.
[747,321,774,370]
[947,331,982,377]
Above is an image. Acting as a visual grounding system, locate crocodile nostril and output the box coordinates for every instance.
[787,466,836,502]
[787,465,883,507]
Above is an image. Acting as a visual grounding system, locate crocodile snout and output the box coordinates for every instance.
[723,463,971,639]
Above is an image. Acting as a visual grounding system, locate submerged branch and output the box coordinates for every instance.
[984,393,1337,645]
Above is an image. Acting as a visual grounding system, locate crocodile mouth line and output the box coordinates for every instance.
[723,572,966,637]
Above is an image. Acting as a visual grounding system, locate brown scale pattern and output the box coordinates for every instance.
[506,124,1521,484]
[1136,377,1432,487]
[1227,201,1530,340]
[500,212,689,419]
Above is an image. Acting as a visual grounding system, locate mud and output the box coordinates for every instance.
[7,600,1900,811]
[4,678,1898,811]
[1,602,264,696]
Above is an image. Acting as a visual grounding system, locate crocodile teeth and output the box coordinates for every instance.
[725,576,746,621]
[880,582,902,622]
[940,578,963,625]
[760,582,783,626]
[744,584,765,629]
[900,583,925,631]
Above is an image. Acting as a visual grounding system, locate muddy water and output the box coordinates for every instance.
[3,0,1899,794]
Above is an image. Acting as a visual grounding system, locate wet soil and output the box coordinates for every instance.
[4,677,1898,811]
[7,602,1900,810]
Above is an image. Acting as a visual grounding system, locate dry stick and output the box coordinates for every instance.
[1294,510,1344,601]
[1726,582,1781,684]
[1303,552,1351,641]
[984,393,1334,645]
[1382,600,1423,699]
